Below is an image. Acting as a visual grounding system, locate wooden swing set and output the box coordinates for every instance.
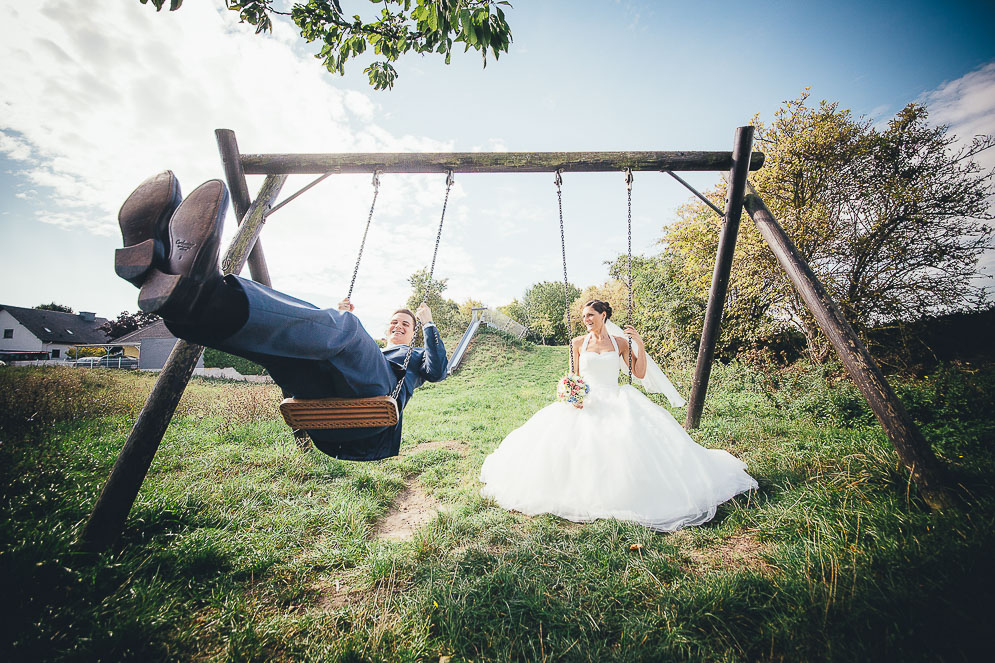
[77,126,952,551]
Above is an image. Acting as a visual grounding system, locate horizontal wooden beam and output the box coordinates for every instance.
[239,150,766,175]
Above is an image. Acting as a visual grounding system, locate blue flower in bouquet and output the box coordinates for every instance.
[556,373,589,406]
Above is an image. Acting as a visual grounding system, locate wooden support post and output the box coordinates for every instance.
[78,175,287,552]
[685,127,755,430]
[216,129,272,287]
[742,180,953,510]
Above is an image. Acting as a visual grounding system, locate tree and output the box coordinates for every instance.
[518,280,580,345]
[458,297,484,323]
[664,92,994,363]
[665,187,796,361]
[35,302,74,313]
[497,298,526,328]
[406,268,461,338]
[604,255,710,360]
[458,297,484,318]
[100,311,162,340]
[141,0,513,90]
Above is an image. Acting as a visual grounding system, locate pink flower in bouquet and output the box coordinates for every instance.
[556,373,589,408]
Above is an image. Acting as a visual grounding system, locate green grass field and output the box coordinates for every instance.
[1,328,993,662]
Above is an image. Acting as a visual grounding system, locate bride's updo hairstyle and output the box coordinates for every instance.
[584,299,613,321]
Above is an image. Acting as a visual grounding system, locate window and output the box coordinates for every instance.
[51,349,60,358]
[66,329,74,335]
[44,327,52,333]
[3,329,12,339]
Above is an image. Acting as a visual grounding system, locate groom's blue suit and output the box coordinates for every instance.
[166,275,448,461]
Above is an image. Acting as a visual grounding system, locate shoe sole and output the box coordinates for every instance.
[115,171,181,286]
[138,180,228,318]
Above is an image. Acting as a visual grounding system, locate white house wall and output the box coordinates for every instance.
[138,338,205,370]
[0,309,43,352]
[46,343,76,361]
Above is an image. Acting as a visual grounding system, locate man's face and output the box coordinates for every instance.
[386,312,415,346]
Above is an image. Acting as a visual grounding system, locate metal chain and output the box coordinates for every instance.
[424,169,454,303]
[625,168,634,384]
[391,170,454,401]
[555,169,575,376]
[346,170,381,299]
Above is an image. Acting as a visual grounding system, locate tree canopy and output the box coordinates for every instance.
[100,311,162,340]
[406,268,462,338]
[141,0,513,89]
[34,303,74,314]
[500,281,580,345]
[662,92,994,362]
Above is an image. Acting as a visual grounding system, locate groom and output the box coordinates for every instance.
[114,171,447,461]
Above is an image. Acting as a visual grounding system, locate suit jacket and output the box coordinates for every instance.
[310,323,448,461]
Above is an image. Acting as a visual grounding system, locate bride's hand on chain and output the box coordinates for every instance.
[622,325,644,348]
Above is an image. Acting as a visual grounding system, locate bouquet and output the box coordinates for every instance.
[556,374,589,408]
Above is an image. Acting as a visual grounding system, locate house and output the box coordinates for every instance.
[112,319,204,371]
[0,305,110,363]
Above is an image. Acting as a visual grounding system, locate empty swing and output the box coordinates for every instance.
[279,170,455,430]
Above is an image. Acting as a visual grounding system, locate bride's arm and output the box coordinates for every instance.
[616,330,647,379]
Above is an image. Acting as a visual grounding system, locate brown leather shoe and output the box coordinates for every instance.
[115,171,182,287]
[138,179,228,319]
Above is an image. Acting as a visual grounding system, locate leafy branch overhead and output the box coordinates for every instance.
[140,0,513,90]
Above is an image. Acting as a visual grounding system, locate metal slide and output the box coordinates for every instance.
[447,316,482,375]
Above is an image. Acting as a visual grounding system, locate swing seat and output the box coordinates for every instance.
[279,395,399,429]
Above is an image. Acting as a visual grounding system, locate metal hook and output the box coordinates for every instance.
[446,169,455,188]
[624,167,633,192]
[554,168,563,189]
[372,169,381,191]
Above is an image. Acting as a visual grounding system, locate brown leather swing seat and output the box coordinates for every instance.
[279,395,398,429]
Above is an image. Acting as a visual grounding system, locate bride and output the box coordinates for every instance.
[479,299,757,531]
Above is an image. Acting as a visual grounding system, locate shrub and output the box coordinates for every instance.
[211,383,282,439]
[202,348,267,376]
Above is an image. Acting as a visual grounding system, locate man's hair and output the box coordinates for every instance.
[391,308,416,325]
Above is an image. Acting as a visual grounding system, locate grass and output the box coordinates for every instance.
[1,328,993,662]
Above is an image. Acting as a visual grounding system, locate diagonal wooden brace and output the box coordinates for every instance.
[741,180,953,510]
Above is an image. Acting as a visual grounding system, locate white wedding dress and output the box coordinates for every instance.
[479,333,758,531]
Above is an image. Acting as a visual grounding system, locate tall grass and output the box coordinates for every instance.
[1,334,992,662]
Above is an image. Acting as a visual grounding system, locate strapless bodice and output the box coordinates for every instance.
[579,350,621,394]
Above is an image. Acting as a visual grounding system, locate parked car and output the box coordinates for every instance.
[73,356,138,369]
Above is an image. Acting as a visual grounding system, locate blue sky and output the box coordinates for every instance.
[1,0,993,335]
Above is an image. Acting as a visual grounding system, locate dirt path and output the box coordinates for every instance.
[374,484,449,541]
[373,440,468,541]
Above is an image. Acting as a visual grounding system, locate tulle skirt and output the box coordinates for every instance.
[479,384,758,531]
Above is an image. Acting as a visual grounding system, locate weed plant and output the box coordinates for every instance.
[1,335,992,661]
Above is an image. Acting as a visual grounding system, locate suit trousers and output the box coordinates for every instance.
[169,275,397,402]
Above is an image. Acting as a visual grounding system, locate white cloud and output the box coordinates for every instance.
[920,61,995,169]
[0,132,34,161]
[0,0,469,329]
[919,60,995,294]
[922,62,995,136]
